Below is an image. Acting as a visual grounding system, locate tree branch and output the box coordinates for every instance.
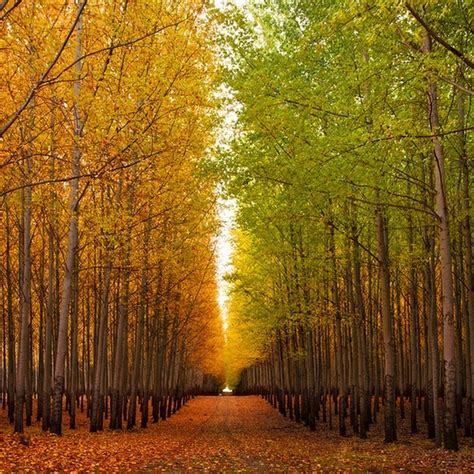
[0,0,22,22]
[40,18,190,90]
[405,3,474,70]
[0,0,87,138]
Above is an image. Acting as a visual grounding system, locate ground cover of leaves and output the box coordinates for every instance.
[1,395,473,472]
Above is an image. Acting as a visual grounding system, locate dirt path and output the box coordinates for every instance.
[1,396,474,472]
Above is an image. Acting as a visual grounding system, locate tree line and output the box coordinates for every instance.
[219,0,473,451]
[0,0,223,435]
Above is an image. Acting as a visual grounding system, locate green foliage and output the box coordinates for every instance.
[215,0,473,385]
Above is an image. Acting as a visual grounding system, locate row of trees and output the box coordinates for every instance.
[218,0,473,451]
[0,0,224,435]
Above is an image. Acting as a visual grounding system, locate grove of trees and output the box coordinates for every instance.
[219,0,474,452]
[0,0,224,436]
[1,0,474,459]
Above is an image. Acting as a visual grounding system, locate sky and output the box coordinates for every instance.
[216,196,236,340]
[213,0,245,342]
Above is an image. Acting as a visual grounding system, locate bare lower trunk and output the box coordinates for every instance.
[376,207,396,443]
[15,153,32,434]
[90,257,112,432]
[5,206,16,425]
[408,219,418,434]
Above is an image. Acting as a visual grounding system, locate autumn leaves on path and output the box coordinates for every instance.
[1,396,473,472]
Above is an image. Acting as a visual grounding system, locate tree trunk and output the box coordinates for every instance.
[51,1,84,435]
[5,205,16,425]
[422,33,458,451]
[457,85,474,437]
[376,206,397,443]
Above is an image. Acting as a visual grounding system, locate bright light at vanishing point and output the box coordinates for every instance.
[216,195,236,340]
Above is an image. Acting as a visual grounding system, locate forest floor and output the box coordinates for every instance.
[1,396,474,472]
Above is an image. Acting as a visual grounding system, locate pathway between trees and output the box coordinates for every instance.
[1,396,473,472]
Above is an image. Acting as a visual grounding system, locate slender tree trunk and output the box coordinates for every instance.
[69,255,79,429]
[127,218,151,429]
[376,206,397,443]
[110,245,131,429]
[408,219,418,434]
[422,33,458,451]
[42,211,55,431]
[51,2,84,435]
[457,86,474,437]
[329,221,346,436]
[90,257,112,432]
[14,122,33,433]
[5,205,16,425]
